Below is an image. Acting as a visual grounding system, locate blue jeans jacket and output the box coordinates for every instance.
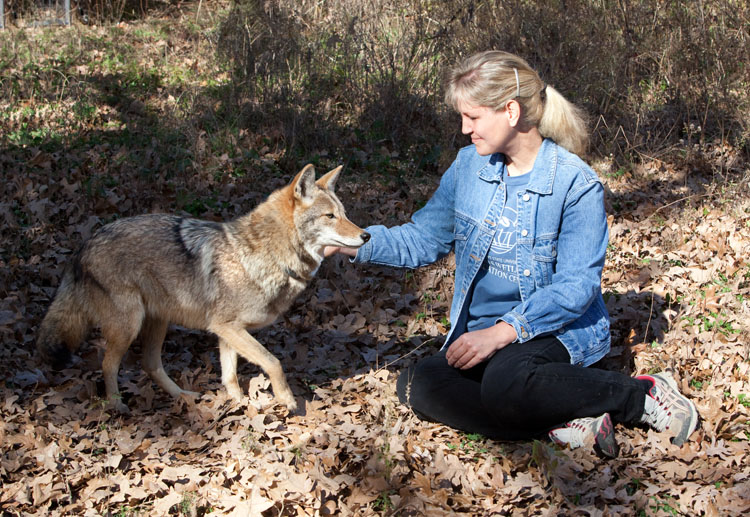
[354,138,611,367]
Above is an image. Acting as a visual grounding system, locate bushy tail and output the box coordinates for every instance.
[36,267,92,369]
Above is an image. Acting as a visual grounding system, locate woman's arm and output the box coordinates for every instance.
[350,157,461,269]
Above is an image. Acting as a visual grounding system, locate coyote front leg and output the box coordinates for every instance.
[212,324,297,411]
[218,338,243,401]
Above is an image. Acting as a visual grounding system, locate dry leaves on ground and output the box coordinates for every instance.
[2,152,749,516]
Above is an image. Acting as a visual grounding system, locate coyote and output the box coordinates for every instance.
[37,165,369,414]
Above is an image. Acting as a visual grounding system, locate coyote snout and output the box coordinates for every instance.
[37,164,367,414]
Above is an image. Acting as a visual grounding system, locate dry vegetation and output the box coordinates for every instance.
[1,1,749,515]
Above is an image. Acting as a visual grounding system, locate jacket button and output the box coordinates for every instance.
[523,269,531,276]
[521,229,528,237]
[521,331,529,339]
[523,194,530,201]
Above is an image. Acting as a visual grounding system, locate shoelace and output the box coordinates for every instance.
[645,392,672,431]
[561,419,592,448]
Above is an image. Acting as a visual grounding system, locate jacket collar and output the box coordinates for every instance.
[476,152,505,182]
[475,138,557,195]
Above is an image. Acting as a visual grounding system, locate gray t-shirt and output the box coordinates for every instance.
[466,170,530,332]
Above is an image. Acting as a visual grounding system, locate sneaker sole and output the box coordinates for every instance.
[656,372,700,446]
[593,413,619,458]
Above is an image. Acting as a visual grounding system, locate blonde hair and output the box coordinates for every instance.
[445,50,589,156]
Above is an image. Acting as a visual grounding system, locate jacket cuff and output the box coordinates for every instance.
[353,239,373,263]
[500,312,532,342]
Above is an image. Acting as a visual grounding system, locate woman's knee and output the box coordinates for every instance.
[396,354,453,409]
[480,369,531,419]
[396,364,439,422]
[396,366,414,405]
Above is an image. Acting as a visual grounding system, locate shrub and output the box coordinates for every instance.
[216,0,750,169]
[2,0,179,25]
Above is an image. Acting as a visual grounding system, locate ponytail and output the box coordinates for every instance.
[538,85,589,156]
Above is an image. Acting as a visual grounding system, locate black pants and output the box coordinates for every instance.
[396,336,650,440]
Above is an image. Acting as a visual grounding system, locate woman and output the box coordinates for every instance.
[327,50,698,456]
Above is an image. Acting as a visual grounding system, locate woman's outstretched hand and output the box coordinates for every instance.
[446,321,518,370]
[324,246,358,258]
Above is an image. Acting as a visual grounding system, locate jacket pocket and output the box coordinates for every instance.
[532,238,557,287]
[453,213,475,265]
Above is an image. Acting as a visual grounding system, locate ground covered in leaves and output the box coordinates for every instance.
[2,5,750,516]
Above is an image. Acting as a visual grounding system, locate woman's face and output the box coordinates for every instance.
[457,100,513,156]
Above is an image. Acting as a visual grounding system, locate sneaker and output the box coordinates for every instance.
[637,372,699,446]
[549,412,619,458]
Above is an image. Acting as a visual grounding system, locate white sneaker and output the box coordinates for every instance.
[637,372,699,446]
[549,412,618,458]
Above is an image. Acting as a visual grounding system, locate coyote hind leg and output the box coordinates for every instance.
[212,324,297,411]
[140,316,199,399]
[100,302,145,414]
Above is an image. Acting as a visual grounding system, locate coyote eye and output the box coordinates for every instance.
[325,213,335,219]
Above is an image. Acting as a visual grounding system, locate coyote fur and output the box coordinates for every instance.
[36,164,369,413]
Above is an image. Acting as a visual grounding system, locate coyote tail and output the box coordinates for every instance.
[36,266,92,370]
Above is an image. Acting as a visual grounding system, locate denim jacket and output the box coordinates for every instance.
[354,138,611,367]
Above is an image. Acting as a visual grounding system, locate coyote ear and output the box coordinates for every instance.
[316,165,343,191]
[292,164,317,202]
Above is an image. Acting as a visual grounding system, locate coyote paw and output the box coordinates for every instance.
[178,390,200,401]
[105,397,130,416]
[277,391,298,412]
[225,384,244,402]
